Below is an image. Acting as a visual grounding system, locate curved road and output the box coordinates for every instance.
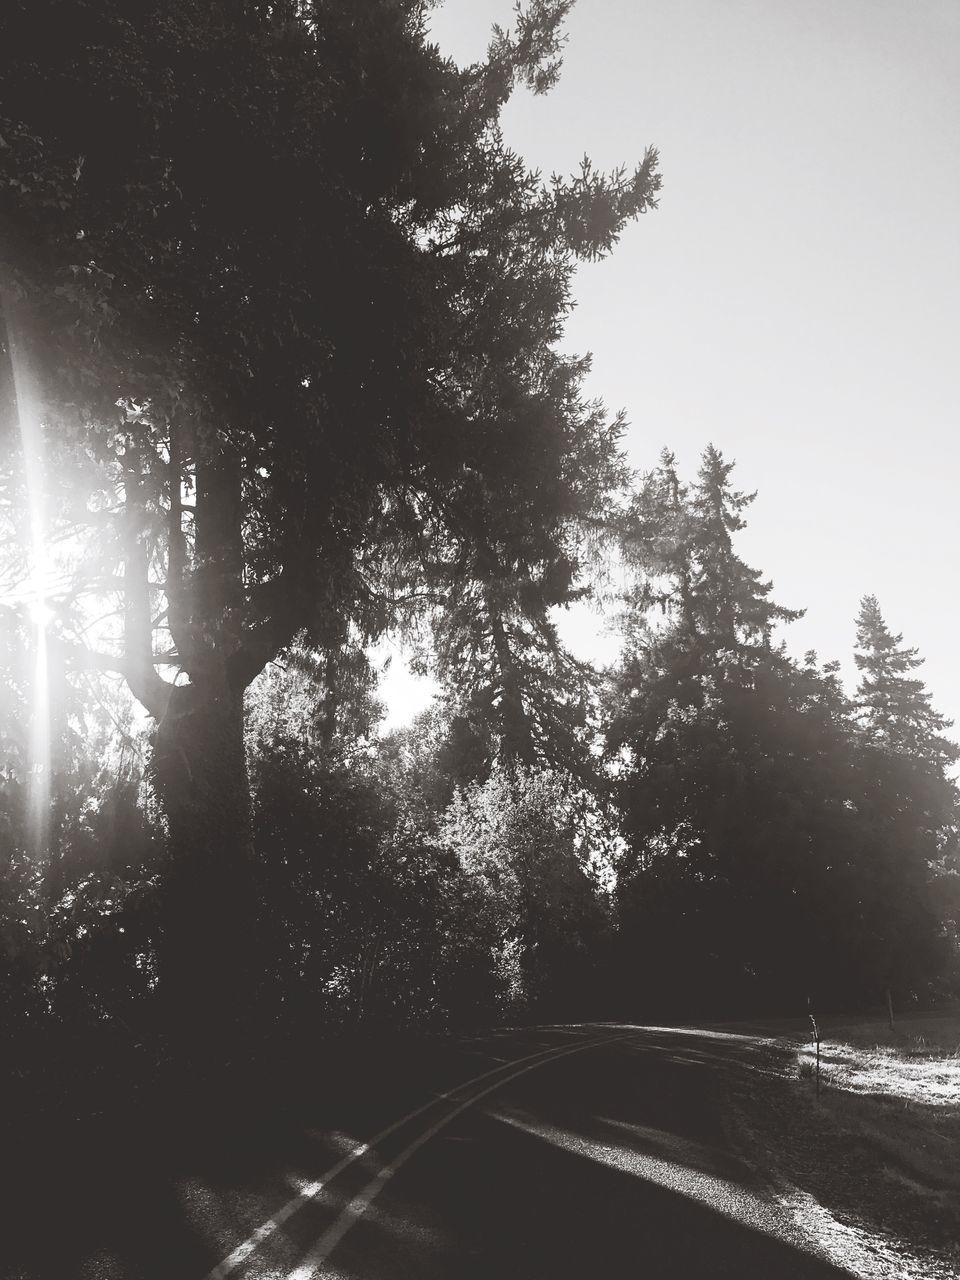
[5,1025,860,1279]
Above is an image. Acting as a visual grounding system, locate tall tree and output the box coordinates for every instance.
[854,594,960,989]
[854,594,958,773]
[687,444,802,647]
[619,445,801,654]
[0,0,660,1043]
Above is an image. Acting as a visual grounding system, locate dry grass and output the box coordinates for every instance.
[796,1012,960,1195]
[720,1011,960,1273]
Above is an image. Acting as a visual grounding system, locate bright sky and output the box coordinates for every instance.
[383,0,960,733]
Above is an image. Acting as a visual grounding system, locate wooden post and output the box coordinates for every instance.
[809,1013,821,1101]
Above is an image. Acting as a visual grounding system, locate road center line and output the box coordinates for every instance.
[202,1028,620,1280]
[287,1030,641,1279]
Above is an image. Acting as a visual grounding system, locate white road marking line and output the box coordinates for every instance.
[287,1030,640,1279]
[202,1028,619,1280]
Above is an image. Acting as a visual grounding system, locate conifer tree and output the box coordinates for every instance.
[854,594,958,774]
[688,445,803,648]
[853,595,959,992]
[610,447,804,883]
[619,445,801,657]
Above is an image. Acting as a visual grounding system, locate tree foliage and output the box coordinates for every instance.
[0,0,956,1135]
[855,594,959,773]
[608,449,955,1014]
[1,0,658,724]
[441,764,610,1016]
[0,0,659,1040]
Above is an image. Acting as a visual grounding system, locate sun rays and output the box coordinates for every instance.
[3,301,52,853]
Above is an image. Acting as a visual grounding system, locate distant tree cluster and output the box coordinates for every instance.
[607,449,958,1016]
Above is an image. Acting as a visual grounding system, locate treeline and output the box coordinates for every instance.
[2,446,958,1128]
[609,448,959,1015]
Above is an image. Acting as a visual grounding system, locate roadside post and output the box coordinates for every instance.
[808,1013,821,1101]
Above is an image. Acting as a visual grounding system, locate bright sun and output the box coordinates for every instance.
[27,595,55,629]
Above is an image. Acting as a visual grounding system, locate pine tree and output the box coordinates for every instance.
[853,595,959,999]
[610,448,805,886]
[619,445,801,656]
[854,594,958,773]
[688,445,804,649]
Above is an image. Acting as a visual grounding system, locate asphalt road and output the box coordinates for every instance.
[4,1024,859,1279]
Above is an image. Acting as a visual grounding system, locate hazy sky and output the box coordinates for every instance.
[383,0,960,731]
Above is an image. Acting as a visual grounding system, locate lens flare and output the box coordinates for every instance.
[28,603,51,851]
[3,301,52,854]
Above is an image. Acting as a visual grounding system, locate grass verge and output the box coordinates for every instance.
[724,1009,960,1277]
[798,1013,960,1201]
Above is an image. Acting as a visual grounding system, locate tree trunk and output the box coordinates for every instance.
[149,437,259,1065]
[120,429,303,1066]
[152,675,257,1064]
[488,601,536,768]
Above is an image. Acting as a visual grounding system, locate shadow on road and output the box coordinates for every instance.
[316,1030,859,1279]
[0,1028,860,1279]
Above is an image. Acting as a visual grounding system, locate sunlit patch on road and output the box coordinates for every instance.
[488,1104,795,1241]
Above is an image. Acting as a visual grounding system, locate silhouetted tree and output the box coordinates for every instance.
[855,594,958,773]
[609,451,954,1014]
[0,0,659,1045]
[853,595,959,1001]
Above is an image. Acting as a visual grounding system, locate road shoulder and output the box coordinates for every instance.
[720,1024,960,1280]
